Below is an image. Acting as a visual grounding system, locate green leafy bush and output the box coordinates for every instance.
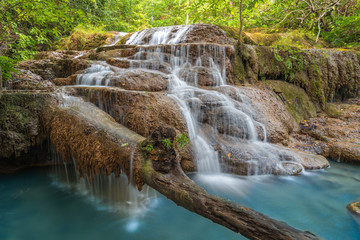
[324,14,360,48]
[0,56,17,84]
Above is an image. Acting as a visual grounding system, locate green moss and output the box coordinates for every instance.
[233,50,246,84]
[324,103,342,118]
[115,33,133,46]
[241,29,327,49]
[217,25,241,42]
[0,93,46,132]
[263,80,317,123]
[177,190,193,207]
[58,27,111,51]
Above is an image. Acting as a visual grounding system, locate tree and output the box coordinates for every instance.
[239,0,244,42]
[272,0,342,42]
[0,0,81,60]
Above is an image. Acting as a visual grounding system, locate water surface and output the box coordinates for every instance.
[1,161,359,240]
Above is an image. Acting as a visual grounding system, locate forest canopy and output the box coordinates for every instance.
[0,0,359,76]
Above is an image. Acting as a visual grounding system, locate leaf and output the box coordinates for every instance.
[121,143,128,147]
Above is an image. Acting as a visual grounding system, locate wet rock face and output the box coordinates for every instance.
[8,57,89,90]
[42,94,147,189]
[70,86,196,171]
[8,69,55,91]
[214,85,298,144]
[262,80,317,123]
[17,59,89,81]
[105,69,169,91]
[33,50,84,60]
[182,24,237,45]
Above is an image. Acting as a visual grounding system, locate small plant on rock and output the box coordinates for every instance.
[175,134,191,148]
[161,138,172,151]
[145,144,154,152]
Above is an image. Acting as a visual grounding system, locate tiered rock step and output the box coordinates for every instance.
[67,85,187,138]
[106,59,172,74]
[92,43,235,71]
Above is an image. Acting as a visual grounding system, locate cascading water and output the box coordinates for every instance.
[126,25,192,45]
[52,93,156,219]
[75,25,306,176]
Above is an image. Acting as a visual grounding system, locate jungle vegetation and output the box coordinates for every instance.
[0,0,359,82]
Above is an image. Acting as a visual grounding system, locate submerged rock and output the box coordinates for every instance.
[347,202,360,216]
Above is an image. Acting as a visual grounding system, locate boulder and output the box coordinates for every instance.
[105,69,169,91]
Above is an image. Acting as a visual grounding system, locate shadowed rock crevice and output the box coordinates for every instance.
[0,92,52,172]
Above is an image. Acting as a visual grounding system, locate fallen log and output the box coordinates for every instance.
[140,127,320,240]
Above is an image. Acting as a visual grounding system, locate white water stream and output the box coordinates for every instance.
[75,25,305,176]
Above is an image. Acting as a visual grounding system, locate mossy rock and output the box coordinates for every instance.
[0,92,49,160]
[324,103,342,118]
[243,29,327,49]
[0,93,46,132]
[217,25,241,42]
[115,33,134,46]
[59,30,112,51]
[239,45,360,110]
[263,80,317,123]
[347,202,360,216]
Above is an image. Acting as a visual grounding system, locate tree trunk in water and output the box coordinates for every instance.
[239,0,244,43]
[140,126,321,240]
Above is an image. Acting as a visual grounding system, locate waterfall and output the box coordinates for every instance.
[51,147,156,217]
[52,93,157,218]
[75,25,305,176]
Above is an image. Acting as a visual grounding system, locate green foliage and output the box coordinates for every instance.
[161,138,172,151]
[324,13,360,48]
[0,56,17,83]
[0,0,83,61]
[0,0,358,62]
[146,144,154,152]
[175,133,191,148]
[58,25,111,50]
